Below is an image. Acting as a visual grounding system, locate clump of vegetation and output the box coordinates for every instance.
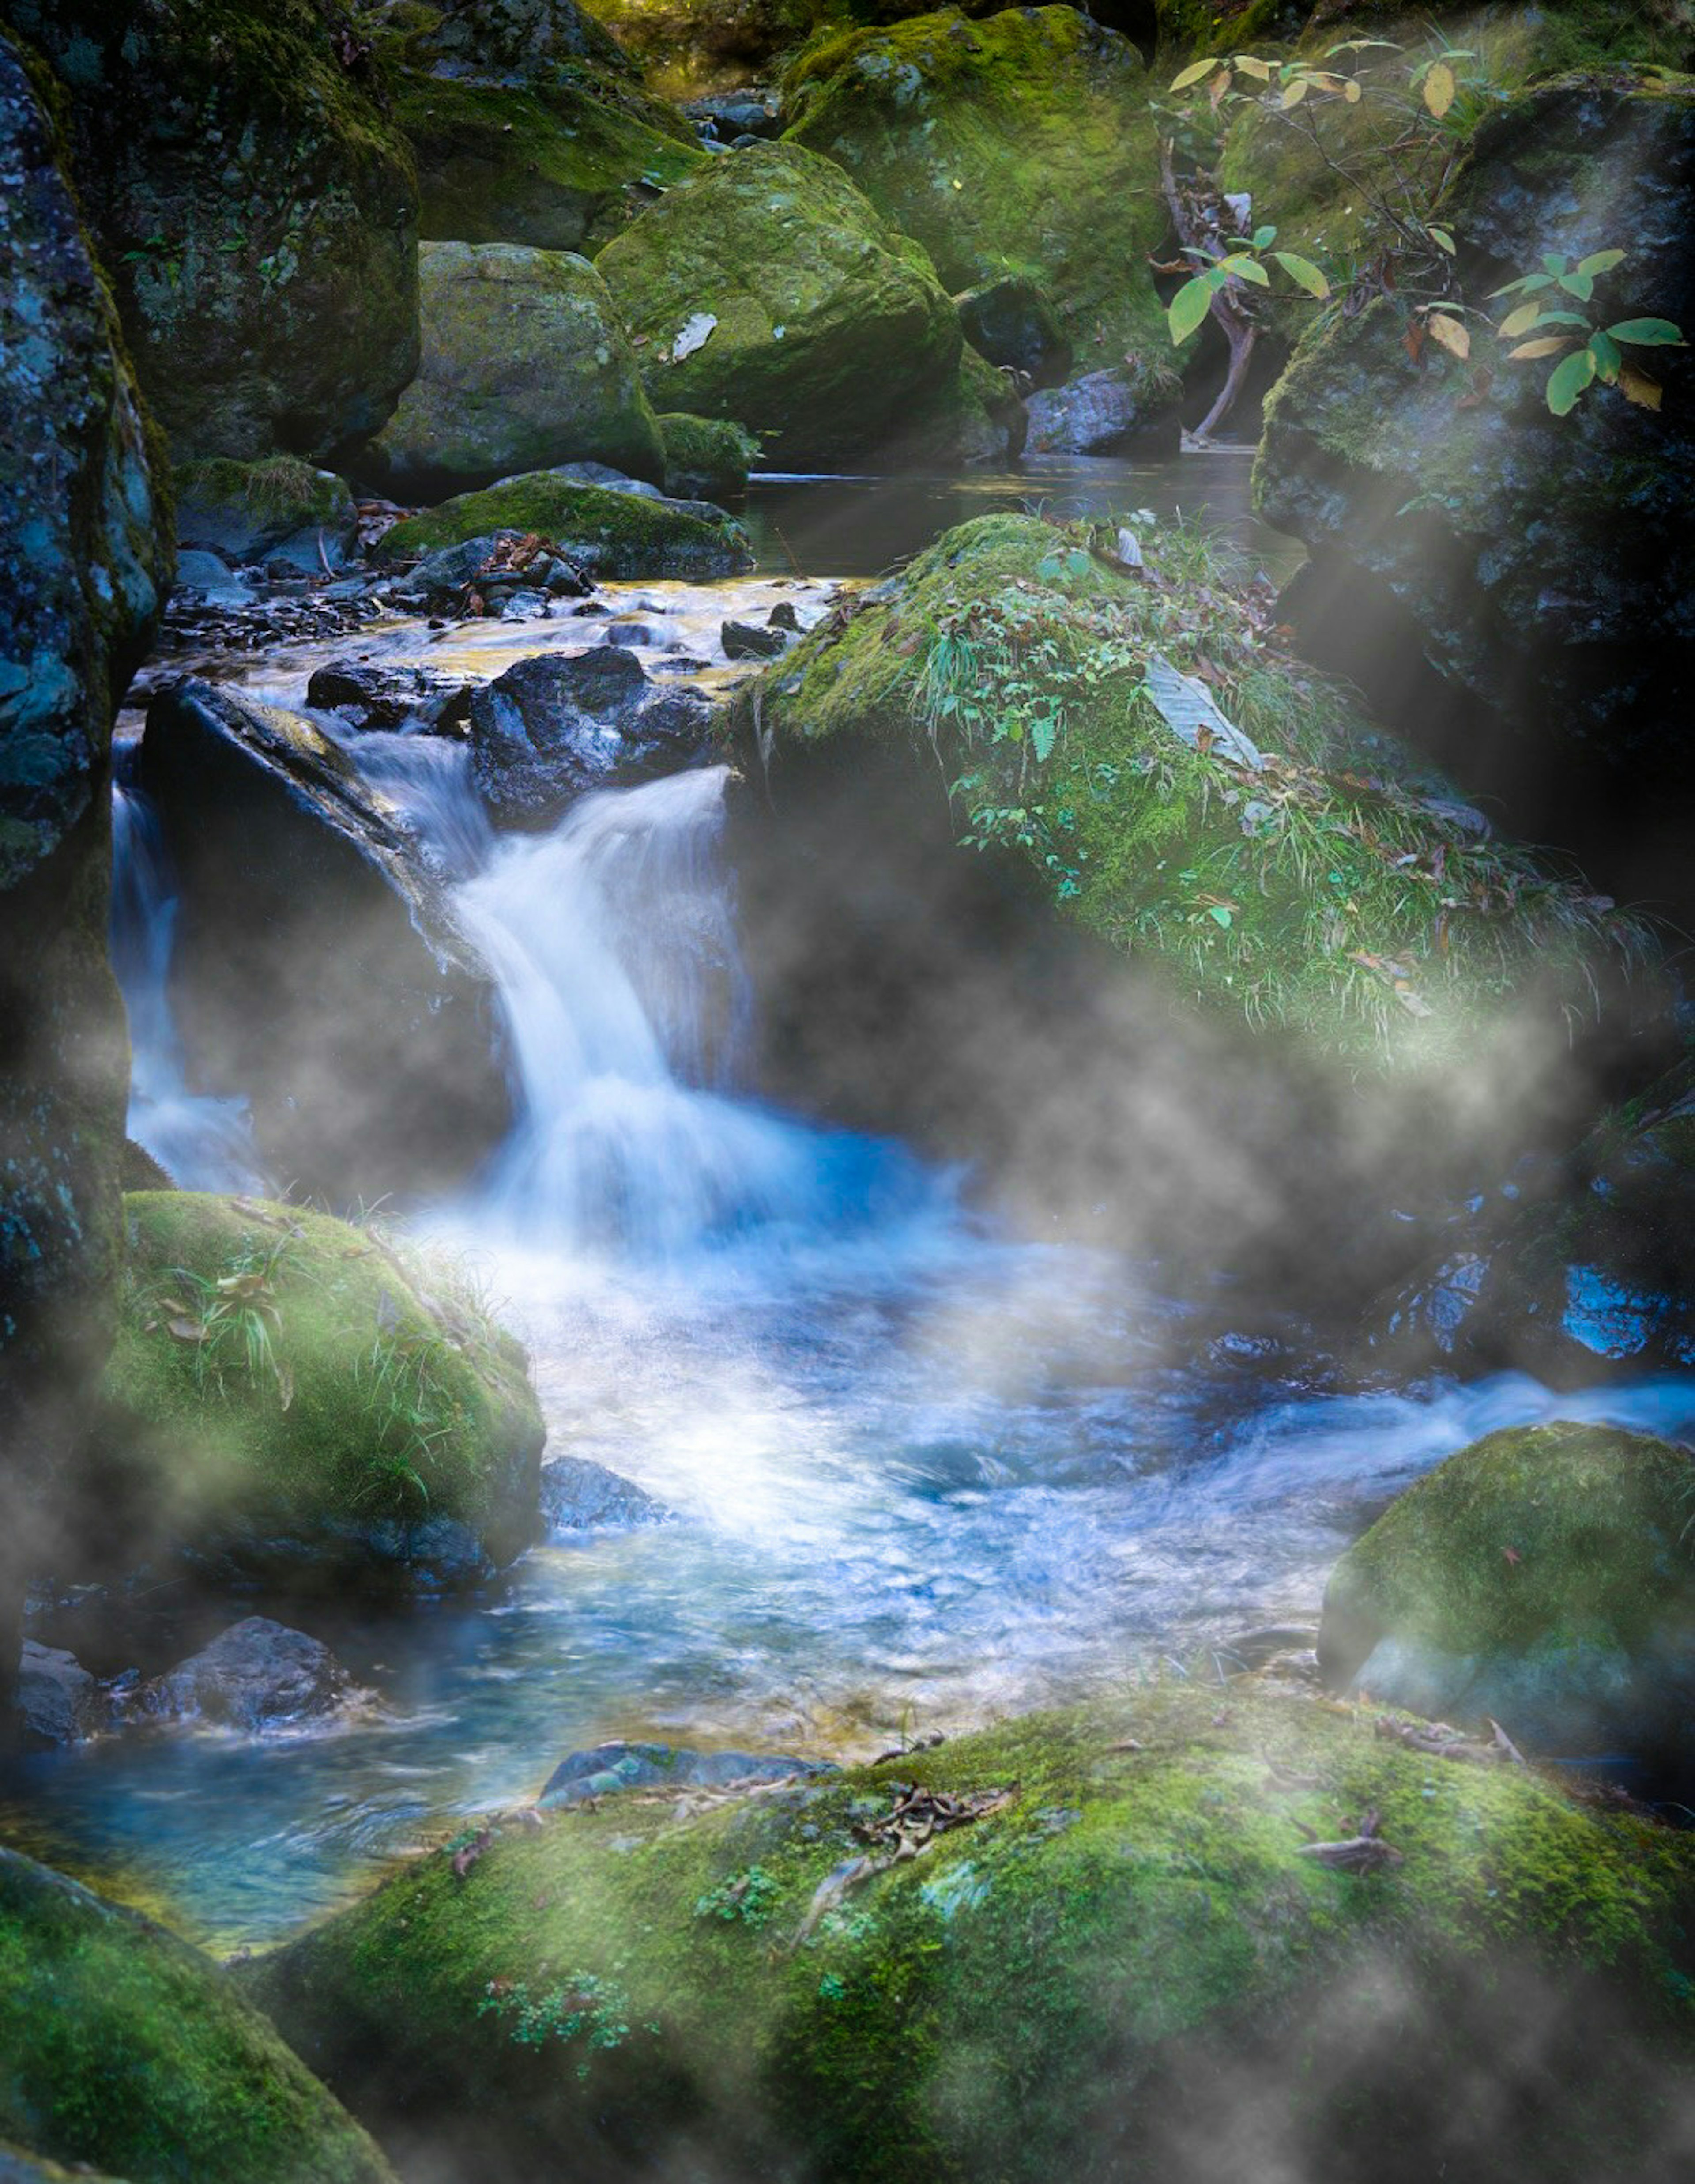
[695,1865,782,1927]
[751,510,1658,1065]
[478,1971,649,2076]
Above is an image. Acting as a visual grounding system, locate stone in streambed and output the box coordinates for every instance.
[305,660,474,737]
[537,1738,825,1806]
[138,1616,357,1733]
[174,457,359,573]
[722,618,789,660]
[1025,366,1173,457]
[542,1454,675,1532]
[17,1640,108,1746]
[380,472,752,580]
[468,648,714,825]
[659,411,760,501]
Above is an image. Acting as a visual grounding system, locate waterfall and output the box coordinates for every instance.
[110,778,266,1194]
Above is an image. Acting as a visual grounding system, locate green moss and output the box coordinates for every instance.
[784,6,1175,383]
[245,1681,1695,2181]
[0,1847,393,2184]
[98,1192,543,1566]
[745,510,1654,1067]
[173,455,345,526]
[657,411,761,498]
[377,470,753,576]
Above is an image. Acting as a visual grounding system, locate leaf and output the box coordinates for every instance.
[1577,249,1627,277]
[1426,224,1457,255]
[1341,78,1363,102]
[1424,60,1455,118]
[1233,54,1276,81]
[1168,276,1215,345]
[1507,336,1572,360]
[1207,905,1234,929]
[1619,360,1663,409]
[1490,272,1552,298]
[1281,76,1308,107]
[1170,56,1220,90]
[1498,300,1543,338]
[1424,312,1471,361]
[1542,252,1569,275]
[167,1318,209,1343]
[1546,345,1598,415]
[1605,317,1686,347]
[1032,714,1058,765]
[1273,251,1330,299]
[1586,328,1623,381]
[1252,223,1278,250]
[670,311,717,362]
[1218,253,1270,287]
[1557,271,1596,302]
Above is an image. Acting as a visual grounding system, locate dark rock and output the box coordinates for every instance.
[138,1617,354,1733]
[538,1739,829,1808]
[172,549,245,596]
[120,1138,174,1192]
[136,682,511,1201]
[956,274,1072,388]
[542,1456,674,1532]
[17,1641,106,1745]
[1025,367,1175,456]
[468,647,714,825]
[306,660,475,736]
[721,618,789,661]
[174,458,359,573]
[767,600,802,633]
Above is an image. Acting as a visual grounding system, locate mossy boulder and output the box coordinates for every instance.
[658,411,761,499]
[0,32,170,1712]
[371,0,706,253]
[955,270,1070,385]
[0,1845,394,2184]
[246,1682,1695,2182]
[1320,1423,1695,1770]
[377,468,753,575]
[593,140,965,467]
[365,241,666,495]
[95,1192,545,1588]
[737,509,1654,1071]
[173,456,358,572]
[11,0,419,464]
[783,7,1176,412]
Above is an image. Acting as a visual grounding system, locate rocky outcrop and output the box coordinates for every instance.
[956,272,1071,387]
[136,681,511,1202]
[173,456,359,573]
[594,140,965,468]
[139,1616,358,1732]
[366,241,666,495]
[0,1844,396,2184]
[97,1192,546,1591]
[377,468,753,577]
[541,1453,674,1531]
[658,411,760,500]
[468,647,713,825]
[1025,365,1170,456]
[0,32,171,1724]
[10,0,419,464]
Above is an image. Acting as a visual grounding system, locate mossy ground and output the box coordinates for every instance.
[246,1680,1695,2181]
[377,470,753,576]
[0,1846,392,2184]
[745,510,1654,1067]
[98,1192,542,1564]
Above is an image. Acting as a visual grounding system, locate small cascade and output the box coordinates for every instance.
[110,777,266,1193]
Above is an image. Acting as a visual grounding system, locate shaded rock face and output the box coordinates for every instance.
[1319,1423,1695,1788]
[140,1616,354,1732]
[1025,365,1172,455]
[595,140,963,468]
[955,272,1071,387]
[173,456,359,573]
[0,33,170,1716]
[136,682,511,1202]
[0,1845,396,2184]
[401,0,631,76]
[368,241,666,496]
[1254,77,1695,919]
[17,1640,105,1746]
[11,0,419,464]
[469,647,713,824]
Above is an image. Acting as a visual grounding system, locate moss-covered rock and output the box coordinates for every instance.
[95,1192,545,1588]
[783,7,1176,409]
[377,467,753,574]
[1320,1423,1695,1767]
[365,241,665,495]
[594,140,964,467]
[0,1845,394,2184]
[658,411,761,498]
[369,0,706,253]
[736,509,1654,1070]
[173,456,358,571]
[12,0,419,464]
[246,1682,1695,2182]
[0,32,170,1716]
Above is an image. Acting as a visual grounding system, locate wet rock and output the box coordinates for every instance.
[170,550,245,597]
[12,0,418,464]
[468,647,714,825]
[721,618,789,661]
[17,1641,106,1745]
[173,458,359,574]
[380,475,753,581]
[136,682,511,1201]
[538,1739,825,1807]
[542,1456,674,1532]
[659,412,760,502]
[366,241,665,497]
[139,1617,354,1733]
[399,531,594,616]
[956,273,1072,388]
[305,660,472,737]
[1025,366,1175,456]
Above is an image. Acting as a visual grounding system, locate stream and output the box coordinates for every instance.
[15,451,1695,1954]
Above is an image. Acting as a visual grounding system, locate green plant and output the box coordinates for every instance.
[694,1866,782,1928]
[146,1234,296,1406]
[477,1973,643,2078]
[1492,253,1686,411]
[352,1328,459,1515]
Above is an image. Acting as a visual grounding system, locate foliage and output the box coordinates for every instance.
[478,1971,649,2077]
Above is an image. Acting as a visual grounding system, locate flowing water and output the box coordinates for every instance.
[24,454,1695,1952]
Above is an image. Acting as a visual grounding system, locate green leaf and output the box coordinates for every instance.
[1032,714,1058,765]
[1273,251,1331,299]
[1497,300,1543,339]
[1541,252,1569,275]
[1170,56,1220,91]
[1207,905,1234,929]
[1557,271,1596,302]
[1586,328,1623,382]
[1253,224,1278,250]
[1426,225,1457,255]
[1218,253,1270,286]
[1546,346,1598,415]
[1520,310,1596,330]
[1490,272,1552,298]
[1605,317,1686,347]
[1577,249,1627,277]
[1168,277,1214,344]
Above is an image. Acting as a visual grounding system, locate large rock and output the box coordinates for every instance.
[11,0,419,465]
[468,646,713,825]
[139,1616,356,1731]
[372,0,705,253]
[0,33,170,1721]
[1319,1423,1695,1778]
[17,1639,106,1745]
[173,456,359,572]
[367,241,666,495]
[1025,364,1168,456]
[1254,76,1695,919]
[783,8,1175,396]
[97,1192,546,1590]
[378,468,753,577]
[0,1844,396,2184]
[136,681,511,1202]
[245,1684,1695,2183]
[594,140,966,468]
